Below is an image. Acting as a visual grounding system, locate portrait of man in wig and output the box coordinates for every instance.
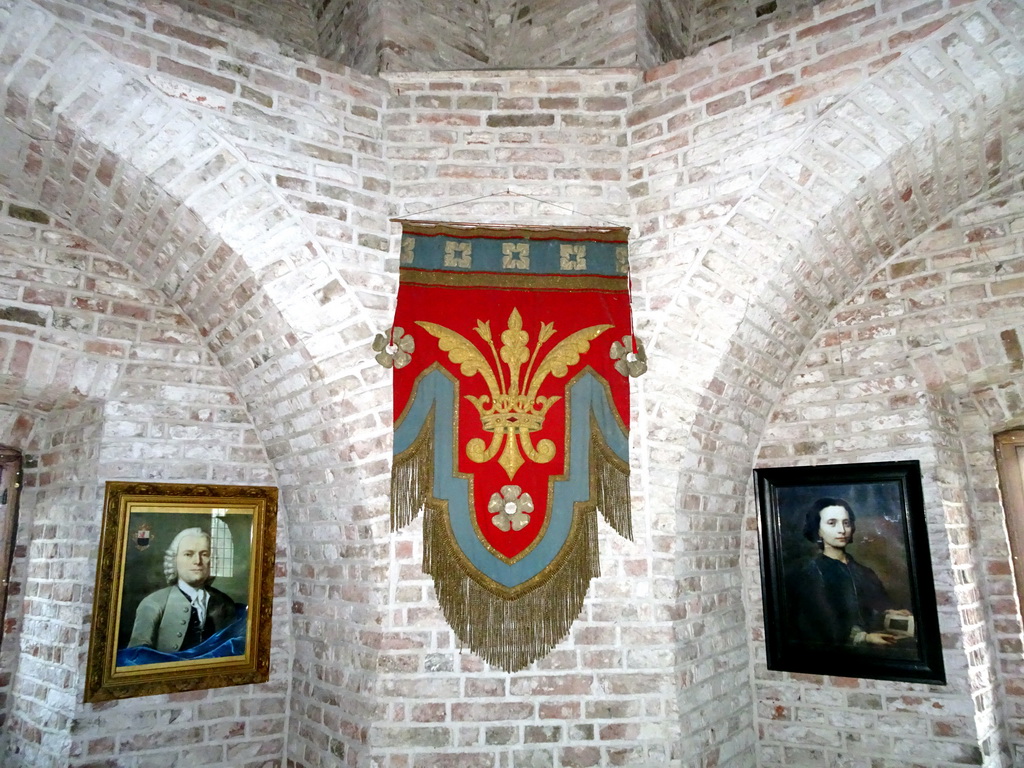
[127,527,238,653]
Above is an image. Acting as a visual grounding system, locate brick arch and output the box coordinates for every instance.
[0,2,389,764]
[0,186,297,764]
[0,1,385,391]
[659,1,1024,762]
[665,0,1024,424]
[0,409,34,453]
[906,292,1024,761]
[0,2,384,455]
[0,12,392,491]
[739,176,1024,764]
[0,205,134,418]
[0,338,122,415]
[909,316,1024,416]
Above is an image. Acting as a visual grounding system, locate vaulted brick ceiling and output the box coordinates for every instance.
[169,0,819,74]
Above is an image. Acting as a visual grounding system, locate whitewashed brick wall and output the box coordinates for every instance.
[4,401,106,766]
[0,197,289,767]
[162,0,318,56]
[152,0,841,73]
[625,0,1024,761]
[753,185,1024,767]
[379,68,677,768]
[0,0,1022,767]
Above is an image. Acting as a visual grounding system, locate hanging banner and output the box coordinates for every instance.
[385,220,639,671]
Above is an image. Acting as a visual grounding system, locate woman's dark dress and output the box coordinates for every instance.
[789,554,893,646]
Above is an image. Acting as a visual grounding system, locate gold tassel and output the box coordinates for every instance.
[391,409,435,530]
[591,425,632,540]
[395,409,632,671]
[424,502,601,672]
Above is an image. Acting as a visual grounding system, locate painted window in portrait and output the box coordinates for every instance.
[754,460,945,685]
[85,482,277,702]
[210,514,235,578]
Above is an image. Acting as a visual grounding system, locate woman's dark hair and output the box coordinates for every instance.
[802,497,856,543]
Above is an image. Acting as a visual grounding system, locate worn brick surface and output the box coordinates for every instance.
[0,0,1023,767]
[157,0,835,74]
[754,187,1024,767]
[0,196,288,766]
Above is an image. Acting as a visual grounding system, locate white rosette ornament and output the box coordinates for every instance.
[609,334,647,377]
[488,485,534,532]
[373,326,415,369]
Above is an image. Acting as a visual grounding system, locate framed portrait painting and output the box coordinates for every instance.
[754,460,945,685]
[84,481,278,702]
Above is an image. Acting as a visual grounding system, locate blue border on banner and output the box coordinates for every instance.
[394,367,627,588]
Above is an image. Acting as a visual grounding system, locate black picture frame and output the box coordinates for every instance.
[754,460,945,685]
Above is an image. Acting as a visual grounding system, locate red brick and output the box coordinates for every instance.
[707,91,747,116]
[559,747,601,767]
[801,42,882,78]
[627,93,688,127]
[751,73,796,99]
[796,6,877,40]
[451,702,533,721]
[780,67,862,106]
[691,65,766,102]
[156,57,236,93]
[153,21,227,50]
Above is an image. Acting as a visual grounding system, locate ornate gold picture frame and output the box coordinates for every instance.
[84,481,278,702]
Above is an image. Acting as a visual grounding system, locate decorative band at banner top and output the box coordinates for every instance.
[397,219,630,277]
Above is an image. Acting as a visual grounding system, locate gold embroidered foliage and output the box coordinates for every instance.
[417,309,611,480]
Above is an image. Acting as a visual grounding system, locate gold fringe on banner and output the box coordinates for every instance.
[391,420,630,672]
[423,501,600,672]
[591,422,632,540]
[395,219,629,243]
[391,409,434,531]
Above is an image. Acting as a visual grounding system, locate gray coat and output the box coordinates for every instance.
[128,584,236,652]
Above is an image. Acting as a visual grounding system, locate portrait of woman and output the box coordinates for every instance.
[788,497,913,650]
